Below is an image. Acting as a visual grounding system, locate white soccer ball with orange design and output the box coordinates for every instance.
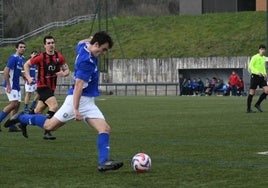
[131,153,151,172]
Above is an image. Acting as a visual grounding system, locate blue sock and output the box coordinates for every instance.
[0,111,8,122]
[97,133,110,164]
[19,114,46,128]
[30,101,37,109]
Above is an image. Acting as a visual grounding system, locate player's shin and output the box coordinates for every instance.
[97,133,110,164]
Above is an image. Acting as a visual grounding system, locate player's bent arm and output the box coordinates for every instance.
[57,64,70,77]
[62,63,70,76]
[78,36,93,45]
[3,67,11,87]
[23,60,33,81]
[73,78,84,111]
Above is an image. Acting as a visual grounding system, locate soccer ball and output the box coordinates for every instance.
[131,153,151,172]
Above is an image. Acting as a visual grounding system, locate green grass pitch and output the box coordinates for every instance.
[1,95,268,187]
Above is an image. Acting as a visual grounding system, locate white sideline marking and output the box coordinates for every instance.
[257,151,268,155]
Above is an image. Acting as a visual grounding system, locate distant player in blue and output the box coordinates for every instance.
[0,41,26,132]
[5,31,124,172]
[23,50,39,112]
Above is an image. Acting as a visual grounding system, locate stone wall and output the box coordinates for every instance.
[107,56,250,83]
[0,56,253,95]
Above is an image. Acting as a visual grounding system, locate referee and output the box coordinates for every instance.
[247,44,268,113]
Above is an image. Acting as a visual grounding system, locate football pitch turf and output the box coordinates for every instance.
[1,95,268,187]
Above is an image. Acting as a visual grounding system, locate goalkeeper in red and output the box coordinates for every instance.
[247,44,268,113]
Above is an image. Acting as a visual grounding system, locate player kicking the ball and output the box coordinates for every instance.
[5,31,123,172]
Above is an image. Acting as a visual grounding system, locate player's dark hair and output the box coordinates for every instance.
[90,31,113,49]
[15,41,25,48]
[259,44,266,49]
[31,50,38,54]
[43,35,55,44]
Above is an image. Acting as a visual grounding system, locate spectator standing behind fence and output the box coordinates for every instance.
[228,71,239,96]
[0,41,26,132]
[246,44,268,113]
[23,50,39,112]
[23,35,70,139]
[237,78,244,96]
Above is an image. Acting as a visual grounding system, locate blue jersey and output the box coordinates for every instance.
[67,42,99,97]
[3,54,25,91]
[29,64,36,84]
[29,65,36,78]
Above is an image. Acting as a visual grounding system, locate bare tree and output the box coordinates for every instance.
[3,0,181,37]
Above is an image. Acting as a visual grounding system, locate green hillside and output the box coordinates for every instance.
[0,11,266,70]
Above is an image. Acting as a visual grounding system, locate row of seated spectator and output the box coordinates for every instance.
[179,77,204,96]
[179,74,245,96]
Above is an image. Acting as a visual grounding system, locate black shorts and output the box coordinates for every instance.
[37,87,55,102]
[250,74,267,89]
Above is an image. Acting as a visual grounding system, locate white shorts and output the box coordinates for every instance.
[25,83,37,93]
[5,89,21,102]
[54,95,105,123]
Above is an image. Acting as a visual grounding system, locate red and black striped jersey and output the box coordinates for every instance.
[29,51,67,91]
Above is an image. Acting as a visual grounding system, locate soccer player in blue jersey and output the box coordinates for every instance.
[5,31,124,172]
[23,50,38,112]
[0,41,26,132]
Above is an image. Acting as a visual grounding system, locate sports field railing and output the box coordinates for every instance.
[0,72,179,96]
[54,83,180,96]
[99,83,179,96]
[3,83,178,96]
[0,14,97,46]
